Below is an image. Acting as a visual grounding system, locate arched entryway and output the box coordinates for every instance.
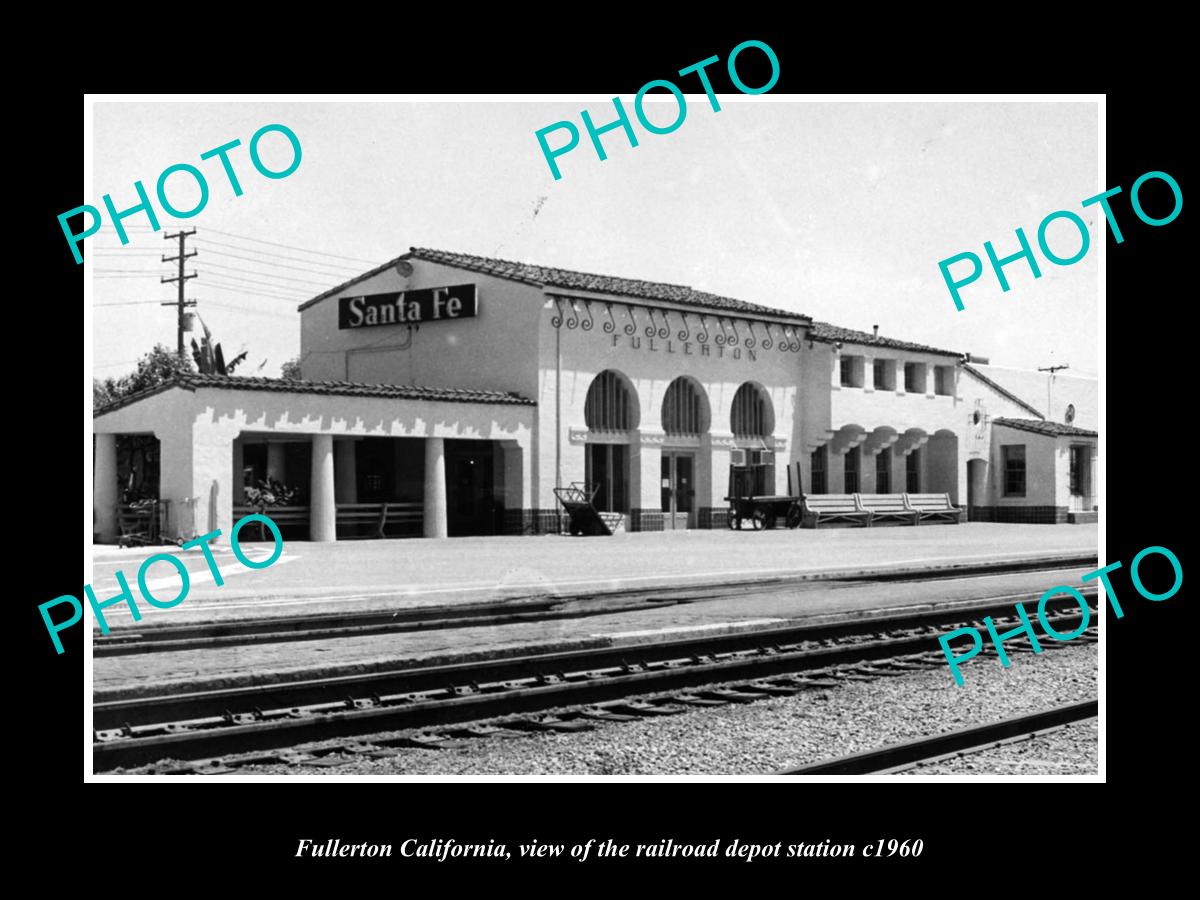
[584,369,638,514]
[661,376,710,529]
[731,381,776,496]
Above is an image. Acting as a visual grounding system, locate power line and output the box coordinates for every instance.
[198,260,330,288]
[201,275,305,299]
[192,237,363,272]
[95,301,165,307]
[191,246,363,278]
[199,281,305,304]
[204,300,296,318]
[196,270,310,295]
[200,226,381,264]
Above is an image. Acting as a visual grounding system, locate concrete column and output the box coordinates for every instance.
[634,434,662,510]
[424,437,448,538]
[831,348,841,390]
[267,442,286,483]
[94,433,119,542]
[923,362,936,398]
[232,437,244,504]
[862,450,878,493]
[864,356,876,393]
[502,441,528,510]
[310,434,337,542]
[829,451,846,494]
[334,438,357,504]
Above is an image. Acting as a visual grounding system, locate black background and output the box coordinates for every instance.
[24,25,1186,887]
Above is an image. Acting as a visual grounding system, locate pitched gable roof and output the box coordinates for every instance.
[297,247,811,322]
[94,374,534,418]
[808,321,960,358]
[992,417,1097,438]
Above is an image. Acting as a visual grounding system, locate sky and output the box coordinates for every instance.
[89,99,1099,381]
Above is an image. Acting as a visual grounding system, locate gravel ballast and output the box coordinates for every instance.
[895,720,1097,775]
[220,640,1098,776]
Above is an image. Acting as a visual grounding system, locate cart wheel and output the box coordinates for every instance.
[727,514,739,530]
[786,506,803,529]
[750,509,767,530]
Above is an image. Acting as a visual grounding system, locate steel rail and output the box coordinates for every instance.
[776,700,1098,775]
[93,593,1096,771]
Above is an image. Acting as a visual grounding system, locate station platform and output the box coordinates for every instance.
[90,524,1099,699]
[89,523,1098,627]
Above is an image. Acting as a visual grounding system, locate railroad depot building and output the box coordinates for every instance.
[92,247,1099,543]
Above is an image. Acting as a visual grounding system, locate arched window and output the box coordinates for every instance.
[662,377,709,435]
[731,383,774,438]
[584,370,636,431]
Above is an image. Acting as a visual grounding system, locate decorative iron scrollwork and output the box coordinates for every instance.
[788,326,801,352]
[551,297,564,329]
[695,315,710,343]
[645,308,658,338]
[713,318,727,346]
[581,300,594,330]
[603,302,616,333]
[760,323,774,350]
[744,321,756,349]
[565,300,579,329]
[657,309,669,338]
[677,312,690,342]
[624,305,638,335]
[779,326,792,352]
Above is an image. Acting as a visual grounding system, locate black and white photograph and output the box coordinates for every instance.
[82,94,1105,780]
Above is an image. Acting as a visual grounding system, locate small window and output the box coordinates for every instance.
[904,362,926,393]
[1002,445,1026,497]
[840,356,855,387]
[934,366,954,396]
[873,359,894,391]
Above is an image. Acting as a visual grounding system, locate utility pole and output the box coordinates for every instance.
[161,229,198,358]
[1037,363,1070,418]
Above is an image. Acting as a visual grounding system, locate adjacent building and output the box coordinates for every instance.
[92,247,1099,542]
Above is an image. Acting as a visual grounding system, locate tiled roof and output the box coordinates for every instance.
[94,374,535,418]
[962,364,1044,419]
[297,247,812,323]
[993,417,1097,438]
[808,321,961,358]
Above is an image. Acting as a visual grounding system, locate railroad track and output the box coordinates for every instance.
[94,590,1098,773]
[94,555,1097,656]
[777,700,1098,775]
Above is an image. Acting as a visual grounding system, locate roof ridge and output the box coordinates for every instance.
[94,373,534,418]
[962,363,1045,419]
[297,246,811,322]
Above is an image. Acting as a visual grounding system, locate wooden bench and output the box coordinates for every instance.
[800,494,873,528]
[856,493,919,525]
[903,492,963,524]
[117,502,160,547]
[233,505,310,535]
[336,502,423,539]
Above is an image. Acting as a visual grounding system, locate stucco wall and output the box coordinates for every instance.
[95,385,533,541]
[299,260,544,399]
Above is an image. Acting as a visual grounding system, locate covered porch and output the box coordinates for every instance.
[92,375,535,543]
